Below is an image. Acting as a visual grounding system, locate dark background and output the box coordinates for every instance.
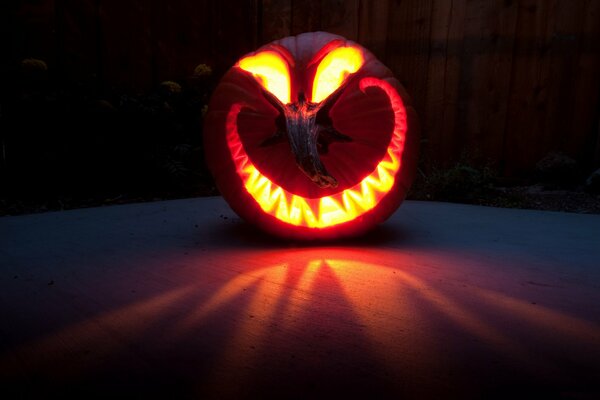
[1,0,599,215]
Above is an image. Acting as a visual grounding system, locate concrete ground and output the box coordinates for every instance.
[1,197,599,398]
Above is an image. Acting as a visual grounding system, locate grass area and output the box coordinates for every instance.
[408,158,600,214]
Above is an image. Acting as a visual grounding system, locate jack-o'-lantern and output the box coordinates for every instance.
[204,32,419,239]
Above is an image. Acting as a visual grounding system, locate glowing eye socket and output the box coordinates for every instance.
[238,51,291,104]
[311,47,364,103]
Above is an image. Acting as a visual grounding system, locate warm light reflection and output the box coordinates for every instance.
[178,252,600,381]
[0,285,195,376]
[311,46,364,103]
[201,264,288,395]
[238,51,291,104]
[3,248,600,395]
[227,78,406,228]
[328,261,515,352]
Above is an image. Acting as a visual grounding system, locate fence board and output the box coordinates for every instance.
[291,0,322,35]
[386,0,433,123]
[504,0,558,176]
[56,0,99,81]
[459,0,518,168]
[151,0,214,83]
[210,0,259,73]
[262,0,292,43]
[424,0,465,167]
[570,0,600,168]
[10,0,56,66]
[99,0,153,91]
[358,0,390,60]
[541,1,587,158]
[320,0,359,41]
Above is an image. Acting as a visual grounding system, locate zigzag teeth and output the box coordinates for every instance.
[239,151,401,228]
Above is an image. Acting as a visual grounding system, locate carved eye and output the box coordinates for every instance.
[311,46,364,103]
[238,51,291,104]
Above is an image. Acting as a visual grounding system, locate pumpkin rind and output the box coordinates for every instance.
[204,31,419,240]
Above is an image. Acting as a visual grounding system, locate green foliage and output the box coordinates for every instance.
[193,63,212,77]
[20,58,48,72]
[2,57,219,215]
[410,157,496,203]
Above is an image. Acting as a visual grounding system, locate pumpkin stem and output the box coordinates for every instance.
[284,99,338,188]
[260,83,356,189]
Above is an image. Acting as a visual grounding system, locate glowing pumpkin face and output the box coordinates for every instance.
[204,32,419,239]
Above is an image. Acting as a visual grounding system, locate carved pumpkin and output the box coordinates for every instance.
[204,32,419,239]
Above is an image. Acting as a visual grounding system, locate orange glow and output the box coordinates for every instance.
[311,46,364,103]
[226,77,406,229]
[6,249,599,395]
[238,51,291,104]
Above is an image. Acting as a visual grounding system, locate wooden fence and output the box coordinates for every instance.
[5,0,600,178]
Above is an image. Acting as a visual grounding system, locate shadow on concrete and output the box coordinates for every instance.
[1,198,600,398]
[207,218,408,250]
